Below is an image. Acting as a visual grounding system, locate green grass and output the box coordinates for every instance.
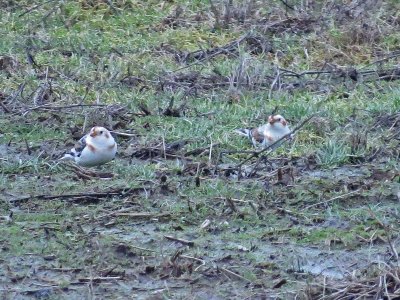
[1,0,400,298]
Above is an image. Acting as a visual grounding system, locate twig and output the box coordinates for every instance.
[39,267,82,272]
[77,276,122,283]
[180,254,206,271]
[219,266,251,282]
[129,245,157,252]
[172,32,249,72]
[279,0,295,10]
[6,83,26,106]
[164,235,195,246]
[114,212,171,219]
[367,207,399,261]
[96,206,145,219]
[305,190,360,209]
[40,3,60,24]
[359,51,400,70]
[0,101,11,113]
[18,103,109,115]
[18,0,57,17]
[9,187,149,204]
[170,249,184,263]
[110,131,137,137]
[226,197,238,212]
[269,66,281,99]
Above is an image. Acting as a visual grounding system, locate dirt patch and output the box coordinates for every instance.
[1,0,400,298]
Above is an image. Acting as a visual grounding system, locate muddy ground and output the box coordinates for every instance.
[1,0,400,299]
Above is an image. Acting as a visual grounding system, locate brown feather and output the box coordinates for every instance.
[265,133,274,142]
[87,144,96,153]
[251,128,264,142]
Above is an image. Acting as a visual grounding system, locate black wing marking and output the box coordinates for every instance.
[67,134,87,158]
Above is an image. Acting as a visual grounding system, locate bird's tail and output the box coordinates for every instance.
[234,128,252,139]
[60,153,75,161]
[60,153,75,160]
[60,148,79,161]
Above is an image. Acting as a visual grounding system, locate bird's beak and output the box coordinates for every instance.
[268,116,275,125]
[89,130,97,138]
[281,119,287,126]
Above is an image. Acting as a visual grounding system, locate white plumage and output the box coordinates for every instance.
[62,126,117,167]
[235,114,292,148]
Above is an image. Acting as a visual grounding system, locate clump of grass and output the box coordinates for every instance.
[316,139,350,167]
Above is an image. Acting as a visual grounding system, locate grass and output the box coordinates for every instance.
[1,0,400,298]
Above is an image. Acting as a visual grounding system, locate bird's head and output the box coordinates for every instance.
[89,126,112,141]
[268,114,288,127]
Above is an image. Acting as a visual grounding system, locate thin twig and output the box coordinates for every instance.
[109,131,136,137]
[18,0,57,17]
[0,101,11,113]
[115,212,171,219]
[219,266,251,282]
[9,187,149,204]
[17,103,109,115]
[305,190,360,209]
[77,276,122,283]
[367,207,399,261]
[164,235,195,246]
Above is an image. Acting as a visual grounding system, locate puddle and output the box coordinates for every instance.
[286,244,388,279]
[303,166,369,180]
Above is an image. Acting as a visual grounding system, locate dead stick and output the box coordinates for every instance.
[110,131,136,137]
[219,267,251,282]
[115,212,171,218]
[0,101,11,113]
[130,245,156,252]
[78,276,121,283]
[305,190,360,209]
[164,235,195,246]
[96,207,144,219]
[16,103,109,116]
[9,188,148,203]
[367,207,399,261]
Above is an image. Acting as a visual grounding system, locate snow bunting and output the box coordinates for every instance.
[235,114,292,148]
[62,126,117,167]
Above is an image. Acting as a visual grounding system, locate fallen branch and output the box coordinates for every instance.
[164,235,195,246]
[77,276,122,283]
[305,190,360,209]
[0,101,11,113]
[110,131,137,138]
[9,187,150,204]
[219,266,251,282]
[115,212,171,219]
[16,103,110,116]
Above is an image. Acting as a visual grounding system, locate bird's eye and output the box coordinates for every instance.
[100,131,103,134]
[277,118,281,121]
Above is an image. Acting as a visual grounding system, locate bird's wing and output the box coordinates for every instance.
[65,134,88,158]
[235,127,266,143]
[250,127,266,143]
